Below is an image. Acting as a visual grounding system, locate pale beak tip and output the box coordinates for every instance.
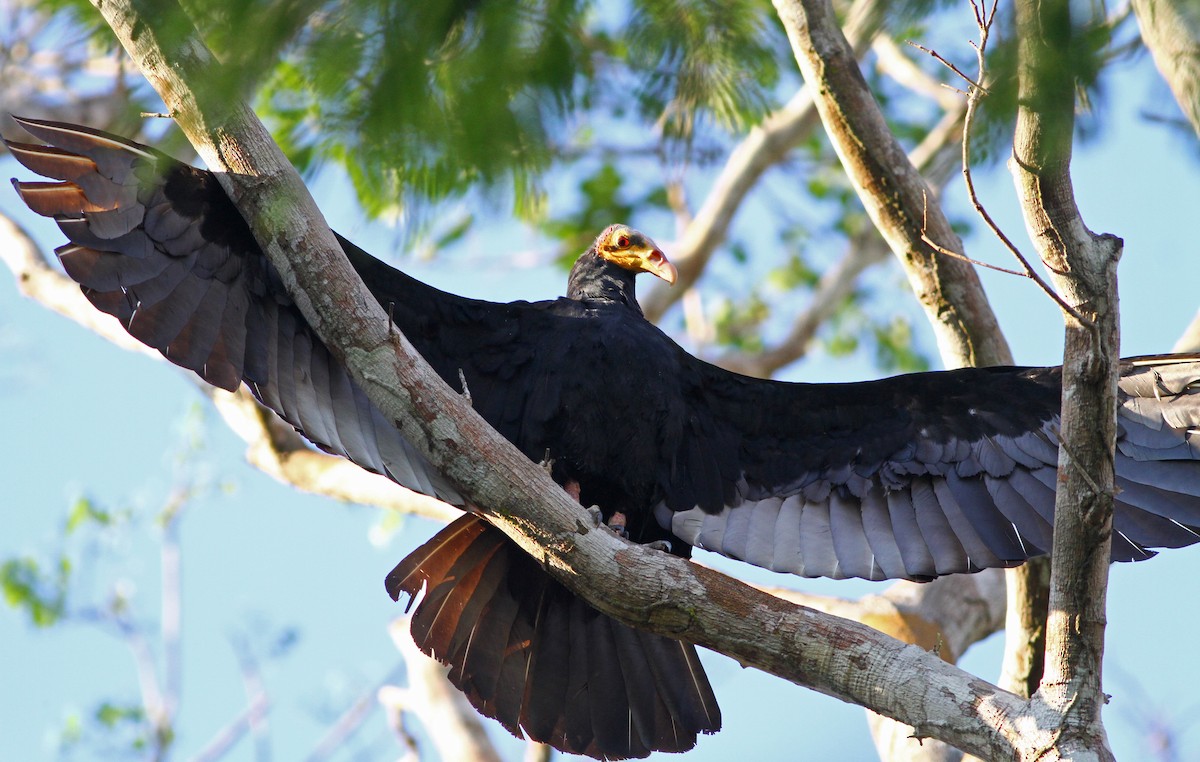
[647,249,677,286]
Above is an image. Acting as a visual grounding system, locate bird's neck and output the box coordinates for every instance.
[566,249,643,315]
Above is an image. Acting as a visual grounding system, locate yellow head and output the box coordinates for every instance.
[594,224,677,285]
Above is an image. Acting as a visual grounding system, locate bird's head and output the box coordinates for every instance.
[593,224,677,285]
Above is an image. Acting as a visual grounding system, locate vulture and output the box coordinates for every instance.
[10,117,1200,759]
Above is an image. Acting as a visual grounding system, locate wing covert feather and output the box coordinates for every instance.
[664,355,1200,581]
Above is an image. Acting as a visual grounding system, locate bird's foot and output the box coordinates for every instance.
[645,540,673,553]
[586,505,604,528]
[607,511,629,539]
[564,479,582,503]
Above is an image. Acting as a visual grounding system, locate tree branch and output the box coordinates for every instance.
[712,228,889,378]
[714,89,968,378]
[1010,0,1122,758]
[1132,0,1200,139]
[771,0,1012,371]
[381,620,502,762]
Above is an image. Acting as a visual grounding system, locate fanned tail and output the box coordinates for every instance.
[386,514,721,759]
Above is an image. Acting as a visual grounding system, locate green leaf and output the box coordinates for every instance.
[95,701,144,728]
[65,496,110,534]
[1,556,68,627]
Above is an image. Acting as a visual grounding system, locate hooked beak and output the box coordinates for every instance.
[642,248,678,285]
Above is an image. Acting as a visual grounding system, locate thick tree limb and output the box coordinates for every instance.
[1010,0,1122,758]
[1132,0,1200,139]
[771,0,1012,371]
[80,0,1059,758]
[771,569,1007,762]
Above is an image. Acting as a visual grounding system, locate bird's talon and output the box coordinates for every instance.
[646,540,672,553]
[586,505,604,528]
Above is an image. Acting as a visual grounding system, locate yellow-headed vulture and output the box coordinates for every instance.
[10,118,1200,759]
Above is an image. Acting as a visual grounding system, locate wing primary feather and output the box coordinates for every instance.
[942,474,1028,563]
[885,488,938,580]
[910,477,969,575]
[797,498,839,578]
[828,491,877,580]
[859,485,908,580]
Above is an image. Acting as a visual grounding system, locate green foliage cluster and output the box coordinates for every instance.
[1,496,116,628]
[127,0,784,219]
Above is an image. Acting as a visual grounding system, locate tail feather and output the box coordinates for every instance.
[610,619,672,751]
[386,514,721,759]
[520,584,572,741]
[587,612,633,755]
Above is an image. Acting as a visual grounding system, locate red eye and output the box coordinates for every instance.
[617,235,630,247]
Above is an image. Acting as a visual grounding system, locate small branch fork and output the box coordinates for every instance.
[910,0,1094,330]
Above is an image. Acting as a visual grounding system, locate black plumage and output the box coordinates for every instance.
[11,117,1200,759]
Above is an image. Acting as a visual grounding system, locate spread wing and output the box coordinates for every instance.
[6,116,571,507]
[658,355,1200,581]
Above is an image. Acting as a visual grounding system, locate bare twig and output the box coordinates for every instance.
[160,489,185,746]
[229,636,271,762]
[875,35,964,109]
[381,620,503,762]
[905,40,984,93]
[190,692,271,762]
[910,0,1094,330]
[306,663,408,762]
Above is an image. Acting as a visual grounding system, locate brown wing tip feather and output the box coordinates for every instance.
[11,115,158,159]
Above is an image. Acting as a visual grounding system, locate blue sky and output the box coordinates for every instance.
[4,36,1200,762]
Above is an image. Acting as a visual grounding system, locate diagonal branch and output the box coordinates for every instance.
[713,90,968,378]
[712,229,888,378]
[771,0,1012,371]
